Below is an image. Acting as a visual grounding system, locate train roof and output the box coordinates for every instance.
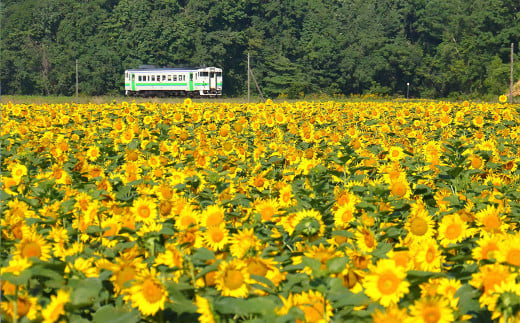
[125,66,221,73]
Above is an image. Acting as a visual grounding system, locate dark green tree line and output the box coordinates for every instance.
[1,0,519,98]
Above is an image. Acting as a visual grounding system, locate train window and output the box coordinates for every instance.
[216,72,222,77]
[151,75,155,81]
[200,72,208,77]
[210,72,215,78]
[173,75,177,81]
[190,74,193,80]
[162,75,166,81]
[157,75,161,82]
[138,75,142,82]
[168,75,172,81]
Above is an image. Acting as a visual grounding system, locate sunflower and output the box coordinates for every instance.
[277,290,333,323]
[437,213,470,247]
[155,243,184,269]
[15,231,52,261]
[204,225,229,252]
[499,95,508,103]
[473,234,502,261]
[469,154,484,169]
[246,255,286,287]
[86,145,100,161]
[404,208,436,245]
[293,209,325,239]
[475,205,508,235]
[438,278,462,308]
[131,196,158,224]
[470,263,516,311]
[254,198,280,223]
[372,305,409,323]
[128,267,169,316]
[387,249,413,270]
[10,163,28,180]
[175,204,200,231]
[110,255,146,294]
[363,259,410,306]
[387,146,405,162]
[412,238,444,272]
[355,226,378,253]
[64,257,99,278]
[230,228,259,258]
[41,289,70,323]
[438,113,452,128]
[1,292,40,321]
[497,233,520,267]
[406,297,455,323]
[333,202,357,229]
[201,204,226,228]
[215,259,253,298]
[195,295,216,323]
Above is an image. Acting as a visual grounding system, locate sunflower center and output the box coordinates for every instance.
[247,260,268,277]
[142,278,164,303]
[302,302,324,322]
[364,231,375,249]
[471,156,482,169]
[138,206,151,218]
[224,269,244,290]
[116,266,136,287]
[206,212,223,227]
[210,229,225,243]
[482,214,500,232]
[422,305,441,323]
[425,248,436,263]
[17,297,31,316]
[260,206,275,221]
[391,182,407,197]
[223,142,233,152]
[391,150,400,158]
[506,249,520,266]
[410,217,428,236]
[254,177,265,188]
[341,210,353,223]
[103,224,118,237]
[445,223,461,240]
[181,215,197,228]
[377,272,399,295]
[22,241,42,259]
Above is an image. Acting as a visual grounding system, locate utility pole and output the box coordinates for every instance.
[511,43,514,104]
[76,59,79,102]
[247,52,250,103]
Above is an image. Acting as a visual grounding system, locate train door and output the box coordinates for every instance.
[131,74,136,91]
[209,70,217,91]
[189,73,194,91]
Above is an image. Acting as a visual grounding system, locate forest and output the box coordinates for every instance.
[1,0,519,99]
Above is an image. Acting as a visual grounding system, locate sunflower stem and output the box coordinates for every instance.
[13,285,18,323]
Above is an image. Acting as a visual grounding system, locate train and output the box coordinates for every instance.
[124,66,222,97]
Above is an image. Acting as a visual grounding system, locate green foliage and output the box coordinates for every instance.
[1,0,519,98]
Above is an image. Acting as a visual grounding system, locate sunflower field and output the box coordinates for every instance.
[2,98,520,322]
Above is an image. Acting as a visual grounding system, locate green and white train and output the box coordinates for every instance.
[124,66,222,97]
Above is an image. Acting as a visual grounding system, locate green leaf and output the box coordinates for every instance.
[93,305,140,323]
[70,277,102,307]
[332,290,370,308]
[214,297,249,315]
[455,284,481,316]
[1,269,32,286]
[326,256,348,274]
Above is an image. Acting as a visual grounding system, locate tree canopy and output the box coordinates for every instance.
[1,0,519,98]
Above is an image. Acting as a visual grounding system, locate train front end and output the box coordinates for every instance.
[197,67,222,96]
